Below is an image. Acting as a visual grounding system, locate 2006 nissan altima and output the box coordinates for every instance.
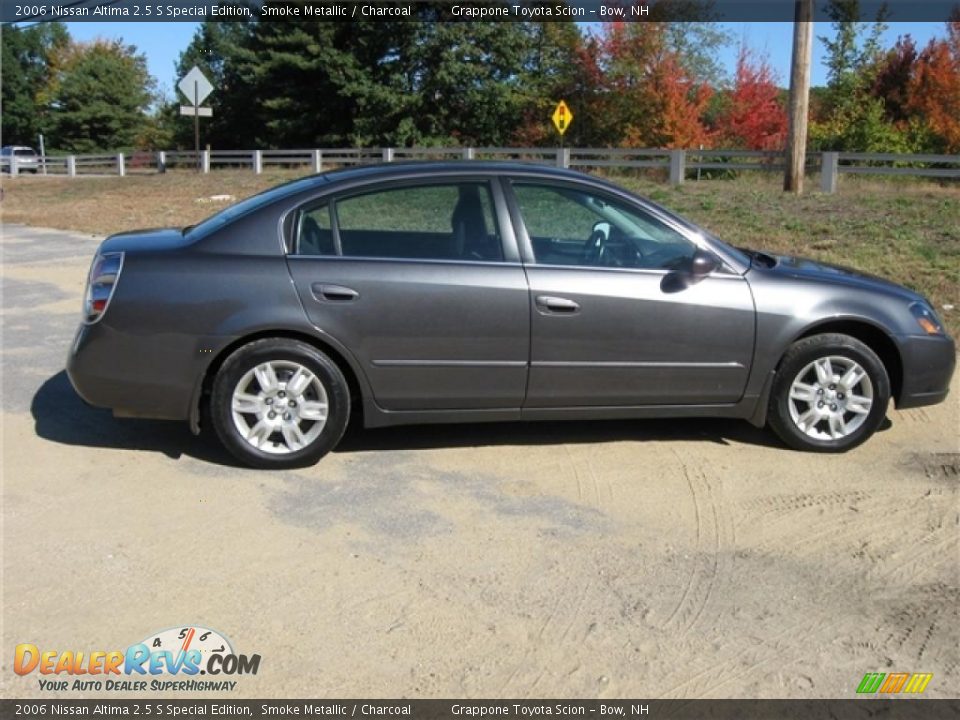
[67,162,955,468]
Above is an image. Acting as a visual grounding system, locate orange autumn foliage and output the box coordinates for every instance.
[909,21,960,151]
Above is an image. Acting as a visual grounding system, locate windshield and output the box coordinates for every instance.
[185,175,326,240]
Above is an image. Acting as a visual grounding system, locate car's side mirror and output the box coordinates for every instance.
[691,248,720,276]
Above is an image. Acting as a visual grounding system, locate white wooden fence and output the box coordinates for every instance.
[4,147,959,193]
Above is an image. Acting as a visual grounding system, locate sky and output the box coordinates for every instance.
[63,20,949,101]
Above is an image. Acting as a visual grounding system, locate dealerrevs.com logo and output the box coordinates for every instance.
[14,626,261,692]
[856,672,933,694]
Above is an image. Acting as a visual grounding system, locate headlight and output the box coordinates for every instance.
[910,302,944,335]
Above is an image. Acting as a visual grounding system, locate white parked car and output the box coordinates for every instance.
[0,146,40,173]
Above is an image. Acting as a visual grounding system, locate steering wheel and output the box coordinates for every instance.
[581,228,607,265]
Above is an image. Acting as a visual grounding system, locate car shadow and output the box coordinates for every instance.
[30,371,808,467]
[336,413,785,453]
[30,371,241,466]
[33,371,803,465]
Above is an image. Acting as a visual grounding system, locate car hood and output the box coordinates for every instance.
[757,252,924,304]
[99,228,191,254]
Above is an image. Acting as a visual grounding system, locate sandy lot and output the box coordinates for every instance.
[1,223,957,700]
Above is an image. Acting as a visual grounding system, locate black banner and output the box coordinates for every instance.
[2,699,959,720]
[4,0,960,25]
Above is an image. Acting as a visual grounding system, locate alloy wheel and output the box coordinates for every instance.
[787,355,874,441]
[230,360,329,455]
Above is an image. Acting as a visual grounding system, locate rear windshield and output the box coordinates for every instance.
[185,175,326,240]
[15,149,36,157]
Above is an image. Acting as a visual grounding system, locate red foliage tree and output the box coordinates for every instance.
[601,21,713,148]
[717,46,787,150]
[871,35,918,124]
[909,21,960,151]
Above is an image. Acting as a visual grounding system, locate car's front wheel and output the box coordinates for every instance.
[210,338,350,469]
[768,333,890,452]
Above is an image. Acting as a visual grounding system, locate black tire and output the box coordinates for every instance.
[767,333,890,453]
[210,338,350,469]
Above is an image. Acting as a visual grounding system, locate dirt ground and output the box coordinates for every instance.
[1,223,958,700]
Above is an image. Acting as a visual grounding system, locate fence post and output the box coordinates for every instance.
[820,151,839,194]
[201,150,210,174]
[10,156,18,177]
[556,147,570,169]
[382,147,394,163]
[253,150,262,174]
[116,153,126,177]
[157,151,166,173]
[669,149,686,185]
[462,147,475,160]
[67,155,76,177]
[311,149,323,173]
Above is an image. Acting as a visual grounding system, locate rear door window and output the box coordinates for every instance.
[332,182,503,262]
[295,202,335,256]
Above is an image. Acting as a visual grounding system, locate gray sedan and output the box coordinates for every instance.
[67,162,955,468]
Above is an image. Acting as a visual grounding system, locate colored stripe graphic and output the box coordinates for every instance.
[903,673,934,693]
[879,672,910,693]
[857,673,885,693]
[856,672,933,694]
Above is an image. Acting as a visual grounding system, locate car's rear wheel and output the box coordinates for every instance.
[768,333,890,452]
[210,338,350,469]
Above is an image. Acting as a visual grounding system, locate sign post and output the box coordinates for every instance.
[178,66,214,173]
[551,100,573,149]
[38,133,46,175]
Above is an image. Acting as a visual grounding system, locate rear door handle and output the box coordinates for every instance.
[535,295,580,314]
[311,283,359,302]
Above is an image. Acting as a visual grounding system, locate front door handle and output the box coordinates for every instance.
[535,295,580,314]
[311,283,359,302]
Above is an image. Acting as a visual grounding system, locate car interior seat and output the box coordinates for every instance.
[451,186,501,261]
[299,214,335,256]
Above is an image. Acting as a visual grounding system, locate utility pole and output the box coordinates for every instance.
[784,0,814,194]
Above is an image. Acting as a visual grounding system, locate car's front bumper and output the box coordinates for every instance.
[896,333,956,409]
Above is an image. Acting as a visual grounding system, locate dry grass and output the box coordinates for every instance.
[2,167,957,333]
[1,170,290,235]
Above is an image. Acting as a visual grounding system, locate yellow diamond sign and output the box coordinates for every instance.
[552,100,573,136]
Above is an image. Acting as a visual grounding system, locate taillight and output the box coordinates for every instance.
[83,252,124,324]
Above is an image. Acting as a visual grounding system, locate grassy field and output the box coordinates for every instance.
[2,168,957,334]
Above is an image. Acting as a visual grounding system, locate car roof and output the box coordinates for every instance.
[318,160,604,187]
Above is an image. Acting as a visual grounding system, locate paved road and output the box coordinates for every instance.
[2,223,958,699]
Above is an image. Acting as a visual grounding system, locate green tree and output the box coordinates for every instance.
[409,20,532,145]
[0,23,69,146]
[820,1,887,101]
[41,39,154,153]
[185,7,423,148]
[664,22,732,86]
[812,0,904,150]
[512,21,587,145]
[173,18,258,148]
[178,6,541,148]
